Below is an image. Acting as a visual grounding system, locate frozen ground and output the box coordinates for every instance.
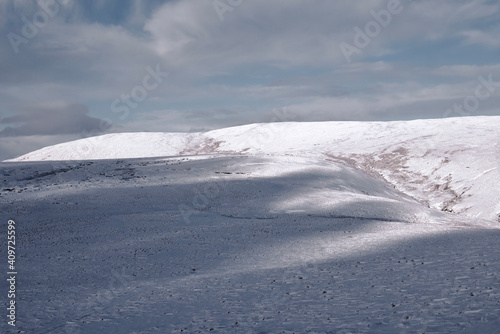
[1,117,500,333]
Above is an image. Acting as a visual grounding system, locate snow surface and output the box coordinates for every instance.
[1,116,500,333]
[9,116,500,221]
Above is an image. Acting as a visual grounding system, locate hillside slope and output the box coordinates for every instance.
[2,117,500,333]
[2,153,500,333]
[8,116,499,221]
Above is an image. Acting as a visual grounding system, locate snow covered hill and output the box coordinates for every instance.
[8,116,500,222]
[2,150,500,333]
[2,116,500,333]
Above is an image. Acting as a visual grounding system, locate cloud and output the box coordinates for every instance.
[433,64,500,77]
[0,0,499,160]
[122,106,260,133]
[0,102,108,137]
[0,134,79,161]
[144,0,373,69]
[142,0,500,70]
[461,29,500,48]
[273,79,500,121]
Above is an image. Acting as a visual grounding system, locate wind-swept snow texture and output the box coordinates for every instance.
[2,116,500,333]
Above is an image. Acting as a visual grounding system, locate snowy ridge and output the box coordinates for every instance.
[8,116,500,221]
[2,117,500,333]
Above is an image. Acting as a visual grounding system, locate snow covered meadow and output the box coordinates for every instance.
[1,116,500,333]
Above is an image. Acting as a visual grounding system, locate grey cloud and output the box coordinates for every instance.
[0,0,498,150]
[283,88,500,122]
[0,103,107,137]
[0,134,79,161]
[123,106,261,133]
[144,0,500,71]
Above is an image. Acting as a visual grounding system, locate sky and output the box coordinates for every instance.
[1,0,500,160]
